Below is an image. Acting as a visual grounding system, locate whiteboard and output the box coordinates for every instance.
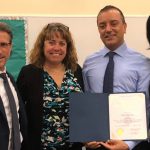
[27,16,149,66]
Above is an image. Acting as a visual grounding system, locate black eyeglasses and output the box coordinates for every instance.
[46,23,69,31]
[0,42,11,48]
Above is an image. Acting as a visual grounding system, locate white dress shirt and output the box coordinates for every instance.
[0,69,22,150]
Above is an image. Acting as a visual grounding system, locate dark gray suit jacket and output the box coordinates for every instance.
[0,72,27,150]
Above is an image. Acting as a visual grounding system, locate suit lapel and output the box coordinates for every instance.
[0,97,7,121]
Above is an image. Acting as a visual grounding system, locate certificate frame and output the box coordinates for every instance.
[69,92,148,142]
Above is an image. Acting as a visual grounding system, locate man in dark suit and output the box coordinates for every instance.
[132,15,150,150]
[0,22,27,150]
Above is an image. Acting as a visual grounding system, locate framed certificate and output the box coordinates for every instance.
[69,92,148,142]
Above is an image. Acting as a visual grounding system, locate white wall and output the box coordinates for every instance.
[27,16,149,66]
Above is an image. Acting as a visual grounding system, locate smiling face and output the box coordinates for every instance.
[97,9,127,51]
[0,31,12,71]
[43,32,67,66]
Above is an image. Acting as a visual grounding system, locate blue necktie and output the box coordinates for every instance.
[0,73,21,150]
[103,52,115,93]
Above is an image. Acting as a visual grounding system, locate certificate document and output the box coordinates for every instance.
[109,93,147,140]
[69,92,148,142]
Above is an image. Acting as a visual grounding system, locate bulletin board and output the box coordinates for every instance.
[0,17,27,80]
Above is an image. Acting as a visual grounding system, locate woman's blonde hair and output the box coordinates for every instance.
[29,22,78,72]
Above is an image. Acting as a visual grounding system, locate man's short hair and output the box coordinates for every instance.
[0,22,13,43]
[146,16,150,45]
[97,5,126,24]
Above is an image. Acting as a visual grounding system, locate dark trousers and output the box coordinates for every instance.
[132,141,150,150]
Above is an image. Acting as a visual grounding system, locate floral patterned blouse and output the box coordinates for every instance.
[41,69,82,150]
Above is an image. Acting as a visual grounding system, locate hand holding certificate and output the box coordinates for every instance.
[69,92,148,142]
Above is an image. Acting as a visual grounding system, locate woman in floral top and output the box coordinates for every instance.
[17,23,84,150]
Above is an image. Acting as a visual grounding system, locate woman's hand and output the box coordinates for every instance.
[84,141,101,149]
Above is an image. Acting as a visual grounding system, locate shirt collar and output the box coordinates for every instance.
[102,42,128,57]
[0,67,6,74]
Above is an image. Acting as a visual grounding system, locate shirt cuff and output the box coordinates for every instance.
[124,140,141,150]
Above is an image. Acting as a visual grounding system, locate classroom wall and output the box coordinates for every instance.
[0,1,150,66]
[27,16,149,66]
[0,0,150,16]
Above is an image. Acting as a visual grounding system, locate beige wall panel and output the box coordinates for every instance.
[0,0,149,15]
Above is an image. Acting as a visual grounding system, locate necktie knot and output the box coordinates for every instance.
[0,73,7,82]
[108,52,115,59]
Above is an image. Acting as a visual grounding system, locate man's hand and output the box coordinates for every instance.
[100,140,129,150]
